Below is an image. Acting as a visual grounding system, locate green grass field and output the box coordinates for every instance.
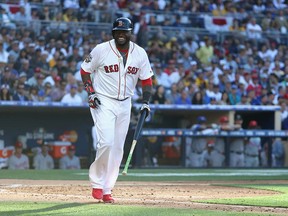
[0,169,288,216]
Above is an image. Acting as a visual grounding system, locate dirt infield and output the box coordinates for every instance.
[0,179,287,215]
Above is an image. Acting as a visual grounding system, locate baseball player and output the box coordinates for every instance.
[33,144,54,170]
[59,145,81,169]
[229,114,245,167]
[213,116,234,167]
[186,116,210,167]
[8,141,29,170]
[80,17,153,203]
[245,120,261,167]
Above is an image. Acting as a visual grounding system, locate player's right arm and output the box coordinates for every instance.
[81,46,101,109]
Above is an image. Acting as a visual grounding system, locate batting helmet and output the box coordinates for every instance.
[112,17,133,31]
[219,116,229,123]
[197,116,206,123]
[248,120,258,128]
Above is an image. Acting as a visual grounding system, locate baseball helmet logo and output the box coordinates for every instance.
[118,21,123,27]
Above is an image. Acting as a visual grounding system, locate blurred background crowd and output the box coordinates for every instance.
[0,0,288,129]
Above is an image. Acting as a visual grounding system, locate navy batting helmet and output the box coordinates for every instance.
[112,17,133,31]
[197,116,206,123]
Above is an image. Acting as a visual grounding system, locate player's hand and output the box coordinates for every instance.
[140,103,150,119]
[88,93,101,109]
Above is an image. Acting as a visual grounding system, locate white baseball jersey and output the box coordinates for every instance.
[8,154,29,170]
[33,153,54,170]
[81,39,153,100]
[59,155,81,169]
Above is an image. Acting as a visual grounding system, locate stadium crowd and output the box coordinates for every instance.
[0,0,288,128]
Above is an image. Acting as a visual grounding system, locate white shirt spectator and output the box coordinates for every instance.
[246,19,262,39]
[0,44,9,64]
[61,85,83,104]
[8,154,29,170]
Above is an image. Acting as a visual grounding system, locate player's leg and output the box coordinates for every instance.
[103,99,132,195]
[89,96,116,191]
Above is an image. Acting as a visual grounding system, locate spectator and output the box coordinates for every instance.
[195,37,214,68]
[246,17,262,41]
[191,91,204,105]
[253,0,266,14]
[51,79,67,102]
[59,145,81,169]
[0,40,9,65]
[33,144,54,170]
[0,6,16,29]
[61,84,82,104]
[12,83,29,101]
[182,36,199,56]
[76,80,88,103]
[218,91,230,105]
[153,63,170,90]
[244,120,261,167]
[175,89,191,105]
[228,84,241,105]
[8,141,29,170]
[151,85,168,104]
[166,83,180,104]
[0,84,12,101]
[13,5,31,27]
[28,85,40,101]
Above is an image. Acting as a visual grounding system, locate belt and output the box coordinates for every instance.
[231,151,243,154]
[114,97,129,101]
[192,151,203,154]
[245,154,258,157]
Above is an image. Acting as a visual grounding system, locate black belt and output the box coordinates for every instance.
[245,154,258,157]
[231,151,243,154]
[114,97,129,101]
[192,151,203,154]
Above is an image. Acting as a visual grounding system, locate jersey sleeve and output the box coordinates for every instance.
[81,45,101,73]
[139,48,154,80]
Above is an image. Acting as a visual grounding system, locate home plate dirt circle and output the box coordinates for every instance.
[0,179,287,215]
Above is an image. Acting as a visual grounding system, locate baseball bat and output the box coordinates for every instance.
[122,109,148,176]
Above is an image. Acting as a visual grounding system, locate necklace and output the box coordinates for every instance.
[118,48,129,66]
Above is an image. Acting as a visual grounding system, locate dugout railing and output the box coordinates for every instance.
[130,128,288,168]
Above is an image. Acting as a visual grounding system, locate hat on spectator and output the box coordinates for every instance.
[1,84,9,89]
[260,73,268,79]
[54,76,62,82]
[71,84,77,89]
[34,67,41,73]
[190,61,197,66]
[19,72,27,78]
[219,116,229,123]
[197,116,207,123]
[38,36,45,41]
[252,74,258,80]
[37,74,45,79]
[235,114,242,121]
[231,84,238,89]
[248,120,258,128]
[68,145,76,151]
[15,141,23,148]
[207,140,215,147]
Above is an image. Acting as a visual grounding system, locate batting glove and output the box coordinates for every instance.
[140,103,150,119]
[88,93,101,109]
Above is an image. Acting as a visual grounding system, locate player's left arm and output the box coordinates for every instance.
[140,78,152,118]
